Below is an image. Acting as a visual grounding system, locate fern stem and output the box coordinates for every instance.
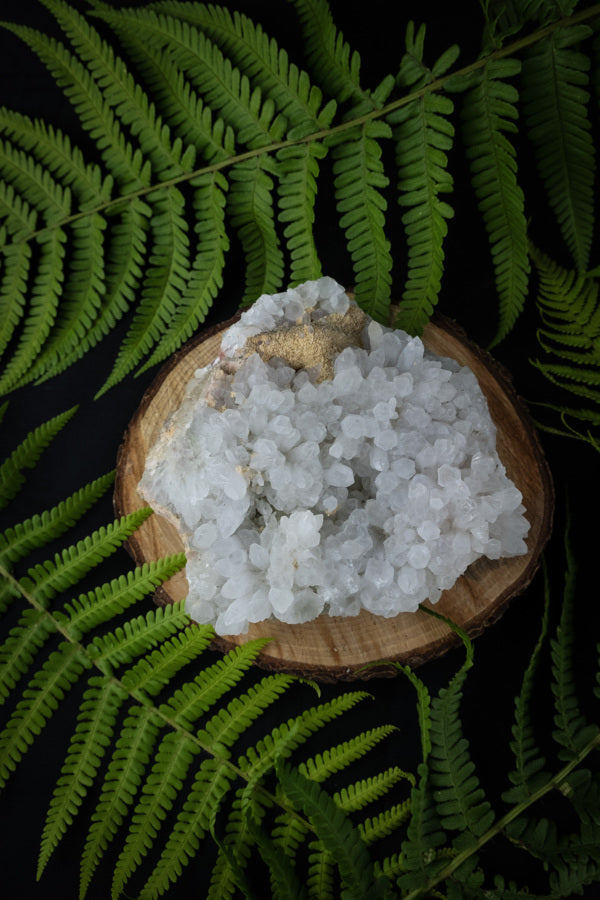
[403,728,600,899]
[2,3,599,261]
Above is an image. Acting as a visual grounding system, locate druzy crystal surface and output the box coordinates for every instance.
[139,277,529,635]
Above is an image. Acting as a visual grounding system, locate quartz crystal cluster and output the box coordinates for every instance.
[139,277,529,635]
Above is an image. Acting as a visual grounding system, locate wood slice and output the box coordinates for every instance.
[114,314,554,681]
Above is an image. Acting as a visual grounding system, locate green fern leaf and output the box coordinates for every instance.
[138,170,229,371]
[0,228,67,395]
[503,567,552,804]
[95,6,287,148]
[298,725,399,783]
[142,756,238,900]
[0,236,31,367]
[287,0,366,107]
[360,801,412,846]
[228,156,285,304]
[551,525,600,761]
[0,471,114,567]
[60,555,186,641]
[0,405,76,508]
[11,214,107,388]
[79,703,164,899]
[120,622,215,699]
[306,838,336,900]
[335,768,410,813]
[427,620,494,843]
[37,676,128,879]
[396,760,448,894]
[461,57,529,345]
[276,141,326,286]
[0,177,38,238]
[0,607,56,701]
[207,793,257,900]
[0,108,113,208]
[0,640,89,789]
[389,24,455,335]
[18,508,153,606]
[327,119,392,320]
[90,601,190,668]
[112,727,204,898]
[246,806,309,900]
[277,761,391,900]
[151,0,337,134]
[197,673,296,758]
[42,0,193,179]
[521,24,595,271]
[161,639,274,730]
[530,245,600,417]
[0,20,149,190]
[98,185,191,392]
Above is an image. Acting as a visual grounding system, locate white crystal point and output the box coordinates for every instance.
[139,277,530,635]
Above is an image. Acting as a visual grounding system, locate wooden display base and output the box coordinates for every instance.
[115,313,553,681]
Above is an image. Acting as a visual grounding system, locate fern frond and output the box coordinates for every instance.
[150,0,337,134]
[427,619,494,843]
[0,107,112,208]
[161,639,274,730]
[98,184,191,393]
[461,57,529,345]
[197,673,296,758]
[95,6,287,149]
[79,702,164,898]
[503,566,552,804]
[551,525,600,761]
[530,245,600,416]
[112,726,204,898]
[142,755,238,900]
[11,213,107,388]
[37,675,128,879]
[389,23,456,335]
[298,724,399,783]
[43,0,195,179]
[287,0,366,107]
[0,238,32,366]
[277,761,392,899]
[335,767,410,813]
[1,20,149,190]
[119,622,215,700]
[0,228,67,395]
[137,170,229,371]
[0,640,89,789]
[90,601,190,668]
[0,176,38,237]
[360,801,412,846]
[246,805,310,900]
[0,470,114,567]
[327,119,392,320]
[0,607,56,701]
[18,508,153,606]
[276,141,326,286]
[228,155,285,304]
[60,555,186,640]
[522,24,595,271]
[0,405,76,508]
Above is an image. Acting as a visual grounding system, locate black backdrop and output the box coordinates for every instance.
[0,1,598,898]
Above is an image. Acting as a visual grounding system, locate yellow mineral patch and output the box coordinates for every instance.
[245,305,367,381]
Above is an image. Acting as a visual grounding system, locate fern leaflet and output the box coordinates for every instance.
[389,23,456,335]
[461,57,530,345]
[521,23,595,271]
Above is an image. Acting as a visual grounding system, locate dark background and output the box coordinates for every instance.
[0,1,598,898]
